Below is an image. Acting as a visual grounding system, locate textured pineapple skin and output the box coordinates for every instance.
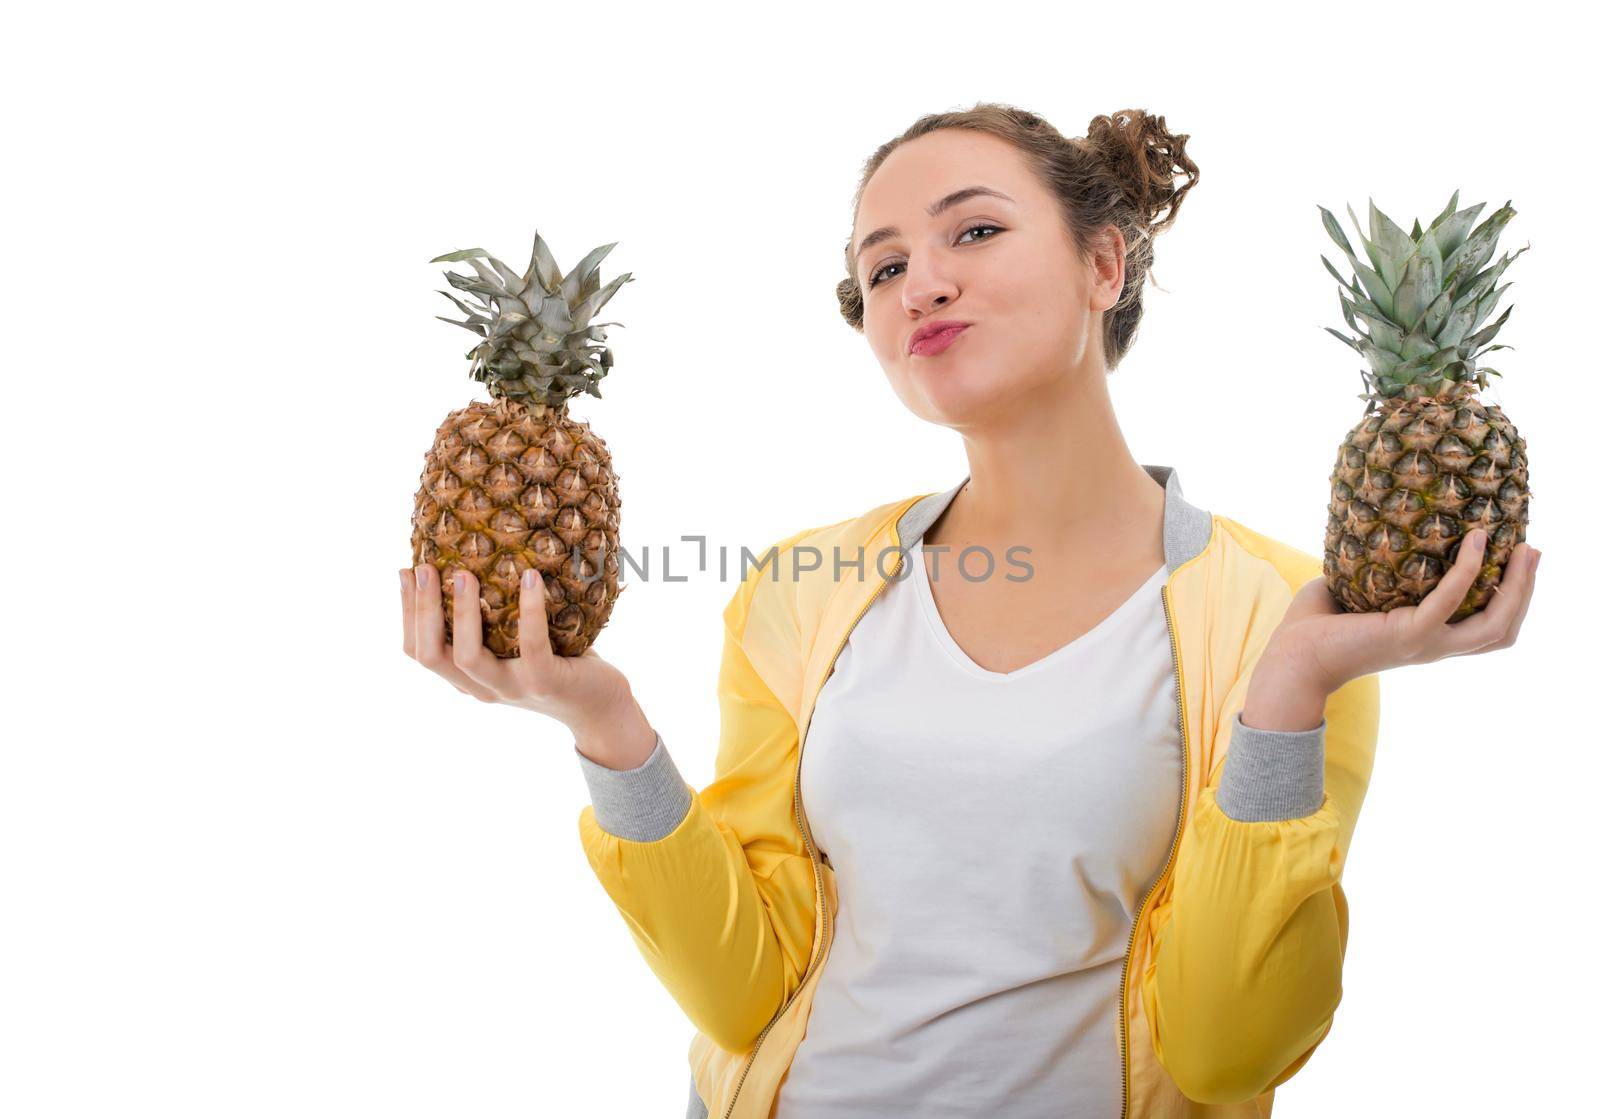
[1323,393,1529,621]
[411,396,622,658]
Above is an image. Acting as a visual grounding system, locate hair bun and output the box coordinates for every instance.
[1083,109,1198,235]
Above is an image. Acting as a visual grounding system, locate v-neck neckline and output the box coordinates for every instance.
[907,539,1167,682]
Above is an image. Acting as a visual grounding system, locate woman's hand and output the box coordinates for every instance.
[400,563,655,765]
[1263,530,1542,698]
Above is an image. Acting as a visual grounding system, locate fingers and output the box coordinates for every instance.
[451,569,512,696]
[412,563,448,660]
[509,566,556,696]
[1490,546,1541,650]
[400,567,417,659]
[1440,541,1540,657]
[1413,528,1490,633]
[409,562,497,701]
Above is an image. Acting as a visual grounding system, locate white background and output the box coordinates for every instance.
[3,1,1590,1115]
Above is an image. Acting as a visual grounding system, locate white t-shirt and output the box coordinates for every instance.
[774,538,1184,1119]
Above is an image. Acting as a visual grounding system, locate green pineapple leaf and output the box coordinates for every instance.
[1432,200,1487,263]
[525,232,562,292]
[1320,254,1363,297]
[430,247,490,263]
[486,254,525,292]
[438,290,489,320]
[1324,326,1365,353]
[559,241,620,308]
[443,269,504,300]
[1454,244,1528,304]
[1421,288,1453,338]
[1345,202,1390,287]
[1415,226,1445,294]
[1320,206,1396,318]
[1319,204,1357,258]
[570,273,634,333]
[1442,201,1516,288]
[491,311,529,339]
[1368,199,1416,291]
[1463,304,1515,352]
[1470,282,1512,335]
[1398,325,1435,362]
[1336,291,1362,332]
[435,315,487,337]
[1391,252,1439,328]
[1426,190,1460,233]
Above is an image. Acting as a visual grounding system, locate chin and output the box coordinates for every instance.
[904,363,1016,427]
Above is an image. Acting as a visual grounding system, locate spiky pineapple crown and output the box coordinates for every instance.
[1320,191,1529,413]
[432,233,634,407]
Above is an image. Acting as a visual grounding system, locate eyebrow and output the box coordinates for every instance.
[853,186,1016,264]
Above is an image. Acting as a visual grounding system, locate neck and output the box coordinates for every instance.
[930,368,1164,554]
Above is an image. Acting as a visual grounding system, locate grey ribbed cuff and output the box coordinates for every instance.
[574,731,694,842]
[1215,711,1326,822]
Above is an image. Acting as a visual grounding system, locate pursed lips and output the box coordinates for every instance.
[907,322,970,354]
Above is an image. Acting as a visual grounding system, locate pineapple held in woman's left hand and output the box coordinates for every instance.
[1320,192,1532,621]
[411,234,634,658]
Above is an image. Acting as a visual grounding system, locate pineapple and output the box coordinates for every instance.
[1320,192,1531,621]
[411,234,634,657]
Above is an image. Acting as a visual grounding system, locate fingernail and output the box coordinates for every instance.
[454,571,465,589]
[1470,530,1486,551]
[415,564,428,585]
[522,569,534,589]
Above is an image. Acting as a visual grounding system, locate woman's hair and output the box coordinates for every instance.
[836,103,1199,371]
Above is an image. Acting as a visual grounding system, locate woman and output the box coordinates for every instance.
[400,105,1540,1118]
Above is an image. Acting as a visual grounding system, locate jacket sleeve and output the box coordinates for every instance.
[574,554,819,1054]
[1141,628,1381,1104]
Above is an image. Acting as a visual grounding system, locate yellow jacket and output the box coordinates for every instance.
[576,464,1381,1118]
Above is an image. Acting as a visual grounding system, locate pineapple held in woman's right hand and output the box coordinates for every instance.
[412,236,634,661]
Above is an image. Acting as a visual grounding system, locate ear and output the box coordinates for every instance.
[1088,223,1127,313]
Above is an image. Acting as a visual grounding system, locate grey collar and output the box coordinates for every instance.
[892,463,1213,575]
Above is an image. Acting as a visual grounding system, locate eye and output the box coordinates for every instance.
[866,223,1003,289]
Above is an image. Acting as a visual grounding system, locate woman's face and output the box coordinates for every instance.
[851,129,1124,430]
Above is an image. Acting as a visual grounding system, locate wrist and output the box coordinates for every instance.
[571,692,657,771]
[1243,652,1331,732]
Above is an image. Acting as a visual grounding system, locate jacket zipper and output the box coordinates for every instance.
[722,548,907,1119]
[1117,582,1192,1119]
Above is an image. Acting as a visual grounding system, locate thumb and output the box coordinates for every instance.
[515,566,555,664]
